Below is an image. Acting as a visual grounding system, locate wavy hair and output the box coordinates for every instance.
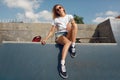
[52,4,66,19]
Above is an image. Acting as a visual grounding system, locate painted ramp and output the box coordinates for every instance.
[0,19,120,80]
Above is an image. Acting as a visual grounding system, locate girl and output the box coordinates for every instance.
[41,4,78,79]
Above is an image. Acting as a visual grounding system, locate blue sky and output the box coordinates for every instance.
[0,0,120,24]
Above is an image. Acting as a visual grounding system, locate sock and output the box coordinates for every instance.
[72,42,75,47]
[61,60,65,66]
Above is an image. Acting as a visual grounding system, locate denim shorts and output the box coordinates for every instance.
[55,32,68,38]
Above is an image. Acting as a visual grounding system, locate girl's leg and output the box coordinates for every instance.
[66,23,78,43]
[66,23,78,58]
[56,36,71,78]
[56,36,71,60]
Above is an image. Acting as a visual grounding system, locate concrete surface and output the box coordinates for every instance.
[0,21,116,43]
[0,23,97,43]
[0,19,120,80]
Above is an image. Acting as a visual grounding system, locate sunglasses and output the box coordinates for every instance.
[56,6,62,12]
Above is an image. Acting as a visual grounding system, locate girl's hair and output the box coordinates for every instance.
[52,4,66,19]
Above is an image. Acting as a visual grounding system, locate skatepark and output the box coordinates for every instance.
[0,19,120,80]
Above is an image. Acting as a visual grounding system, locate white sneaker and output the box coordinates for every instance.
[59,64,68,79]
[70,46,76,58]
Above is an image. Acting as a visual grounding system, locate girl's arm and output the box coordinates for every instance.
[71,19,77,27]
[41,26,56,45]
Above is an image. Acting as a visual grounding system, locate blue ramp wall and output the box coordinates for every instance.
[0,43,120,80]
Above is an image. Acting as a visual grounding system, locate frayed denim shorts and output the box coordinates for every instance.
[55,32,68,38]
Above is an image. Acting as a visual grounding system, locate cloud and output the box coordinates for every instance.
[16,10,52,23]
[92,16,115,23]
[92,17,105,23]
[105,11,119,16]
[93,10,119,23]
[3,0,52,23]
[38,10,52,21]
[25,11,38,19]
[3,0,36,11]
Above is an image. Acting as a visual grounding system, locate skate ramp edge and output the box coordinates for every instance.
[2,41,117,45]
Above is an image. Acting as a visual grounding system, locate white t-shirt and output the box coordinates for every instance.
[52,14,74,33]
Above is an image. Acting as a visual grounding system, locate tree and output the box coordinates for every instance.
[74,14,84,24]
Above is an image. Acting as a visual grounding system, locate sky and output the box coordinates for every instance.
[0,0,120,24]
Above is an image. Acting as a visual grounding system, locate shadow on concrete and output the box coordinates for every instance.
[55,44,63,76]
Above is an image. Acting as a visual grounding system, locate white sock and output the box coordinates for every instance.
[61,60,65,66]
[72,42,75,47]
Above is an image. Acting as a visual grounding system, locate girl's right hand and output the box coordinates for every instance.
[41,39,46,45]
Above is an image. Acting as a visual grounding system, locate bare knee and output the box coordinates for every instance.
[56,36,71,46]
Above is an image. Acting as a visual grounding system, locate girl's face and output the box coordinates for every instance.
[55,5,65,15]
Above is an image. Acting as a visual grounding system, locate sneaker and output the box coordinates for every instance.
[59,64,68,79]
[70,46,76,58]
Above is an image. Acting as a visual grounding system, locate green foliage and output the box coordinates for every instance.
[74,14,84,24]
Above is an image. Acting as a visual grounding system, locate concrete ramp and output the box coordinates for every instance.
[0,43,120,80]
[110,19,120,44]
[0,19,120,80]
